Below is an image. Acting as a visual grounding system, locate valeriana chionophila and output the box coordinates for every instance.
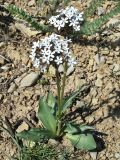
[49,6,84,31]
[29,33,76,72]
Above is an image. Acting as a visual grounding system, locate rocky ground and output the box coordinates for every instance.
[0,0,120,160]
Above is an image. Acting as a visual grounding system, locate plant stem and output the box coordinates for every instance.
[60,62,67,106]
[56,63,67,136]
[56,70,61,118]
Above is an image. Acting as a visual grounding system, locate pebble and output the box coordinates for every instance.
[87,116,94,123]
[1,64,11,71]
[8,82,17,93]
[113,64,120,72]
[0,94,4,100]
[66,66,75,76]
[58,64,64,73]
[19,72,39,88]
[115,153,120,159]
[97,7,105,16]
[101,50,110,55]
[90,152,98,160]
[16,122,29,133]
[0,57,5,65]
[94,54,105,65]
[28,0,36,6]
[92,98,98,105]
[95,78,103,87]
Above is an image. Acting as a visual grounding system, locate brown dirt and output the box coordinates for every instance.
[0,0,120,160]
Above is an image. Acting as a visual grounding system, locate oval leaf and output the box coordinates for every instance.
[66,133,96,150]
[38,97,56,134]
[47,92,56,109]
[62,90,79,113]
[17,128,55,141]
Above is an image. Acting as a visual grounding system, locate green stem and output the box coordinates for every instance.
[60,62,67,106]
[56,70,61,118]
[56,63,67,136]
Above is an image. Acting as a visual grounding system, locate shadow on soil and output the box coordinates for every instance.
[64,86,120,152]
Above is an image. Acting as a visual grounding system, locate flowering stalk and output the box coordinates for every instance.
[56,63,68,136]
[60,62,67,109]
[29,33,76,136]
[56,70,61,119]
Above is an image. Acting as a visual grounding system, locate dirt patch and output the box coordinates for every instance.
[0,0,120,160]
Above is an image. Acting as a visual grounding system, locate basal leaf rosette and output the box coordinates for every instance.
[49,6,84,31]
[29,33,76,73]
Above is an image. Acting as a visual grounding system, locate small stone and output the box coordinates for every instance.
[0,42,5,48]
[102,107,109,117]
[90,88,98,97]
[94,54,105,65]
[66,66,75,76]
[92,98,98,105]
[101,50,109,55]
[16,122,29,133]
[115,71,120,76]
[21,54,29,65]
[20,72,39,88]
[8,83,17,93]
[1,64,11,71]
[87,116,94,123]
[94,54,100,65]
[48,139,59,146]
[90,152,98,160]
[115,153,120,159]
[95,78,103,87]
[89,59,94,66]
[13,91,19,96]
[58,64,64,73]
[76,100,85,108]
[0,57,5,65]
[48,65,55,76]
[97,7,105,16]
[96,73,104,79]
[104,81,114,93]
[28,0,36,6]
[113,64,120,72]
[14,77,22,86]
[0,94,4,100]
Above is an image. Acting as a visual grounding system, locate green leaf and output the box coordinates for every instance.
[79,125,95,132]
[84,0,104,18]
[81,3,120,35]
[62,90,80,113]
[66,133,96,150]
[47,92,56,109]
[38,97,56,134]
[65,123,94,134]
[17,128,55,141]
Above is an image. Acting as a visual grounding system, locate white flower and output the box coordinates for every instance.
[49,6,84,31]
[33,58,40,68]
[32,41,40,49]
[54,20,65,30]
[68,57,77,67]
[55,56,63,65]
[49,16,57,25]
[30,34,76,73]
[74,25,80,31]
[54,43,63,53]
[69,19,79,27]
[42,55,50,64]
[41,65,47,73]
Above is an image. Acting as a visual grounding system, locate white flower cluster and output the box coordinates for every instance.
[29,34,76,72]
[49,6,83,31]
